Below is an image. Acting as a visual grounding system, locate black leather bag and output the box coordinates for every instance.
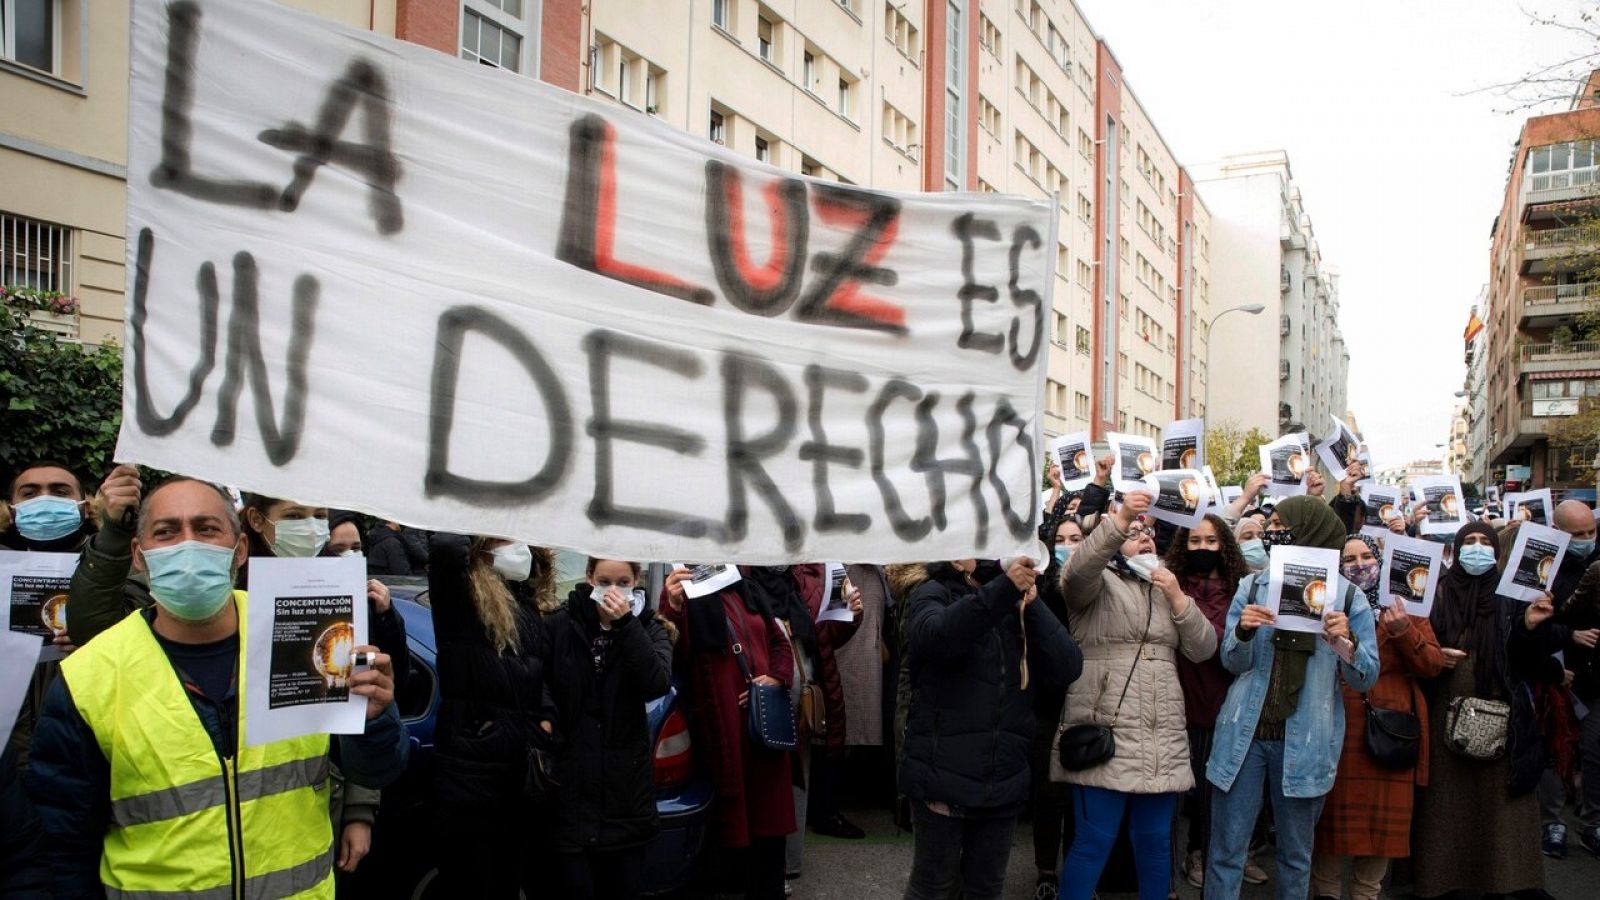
[1363,695,1422,770]
[727,614,797,752]
[1058,588,1153,772]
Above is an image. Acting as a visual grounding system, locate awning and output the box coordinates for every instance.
[1528,369,1600,380]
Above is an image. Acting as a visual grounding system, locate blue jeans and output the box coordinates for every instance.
[1204,740,1325,900]
[1059,786,1177,900]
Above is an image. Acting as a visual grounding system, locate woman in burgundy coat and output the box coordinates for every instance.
[661,567,796,900]
[787,565,864,836]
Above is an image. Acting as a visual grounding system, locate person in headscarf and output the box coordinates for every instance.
[1234,516,1268,575]
[1410,521,1564,898]
[1310,533,1443,900]
[1203,496,1380,900]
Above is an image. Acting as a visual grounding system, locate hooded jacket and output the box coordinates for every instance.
[898,563,1081,810]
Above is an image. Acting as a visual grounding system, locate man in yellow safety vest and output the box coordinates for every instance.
[25,476,409,899]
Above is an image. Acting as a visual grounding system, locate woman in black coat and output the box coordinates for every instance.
[899,556,1082,900]
[427,533,557,899]
[546,558,674,900]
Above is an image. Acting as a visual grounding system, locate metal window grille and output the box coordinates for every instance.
[0,211,73,294]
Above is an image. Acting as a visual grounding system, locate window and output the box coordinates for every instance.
[803,50,816,90]
[838,77,853,119]
[978,96,1000,136]
[1077,193,1092,225]
[461,1,525,72]
[709,109,725,144]
[1053,312,1069,344]
[1046,379,1066,415]
[1076,259,1092,287]
[755,136,770,162]
[980,13,1000,57]
[616,51,635,106]
[1,0,58,73]
[801,157,822,177]
[645,66,663,113]
[0,210,73,294]
[1074,391,1091,420]
[887,3,920,57]
[758,16,773,61]
[712,0,731,31]
[1078,128,1094,160]
[1075,326,1091,355]
[944,0,964,190]
[882,102,918,156]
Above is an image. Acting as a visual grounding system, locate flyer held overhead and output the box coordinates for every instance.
[818,563,854,624]
[1106,432,1159,496]
[1314,414,1361,483]
[1051,431,1095,491]
[1507,489,1554,526]
[1358,482,1404,541]
[1381,533,1444,618]
[1496,522,1571,603]
[115,0,1054,566]
[1143,469,1214,529]
[1259,432,1312,497]
[1160,419,1204,472]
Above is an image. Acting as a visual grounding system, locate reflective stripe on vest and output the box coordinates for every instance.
[61,595,335,899]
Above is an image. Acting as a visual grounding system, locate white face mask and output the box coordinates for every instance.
[1125,553,1162,582]
[271,517,329,558]
[339,549,364,559]
[491,543,534,582]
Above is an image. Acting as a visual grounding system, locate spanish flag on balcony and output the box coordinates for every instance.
[1464,310,1485,344]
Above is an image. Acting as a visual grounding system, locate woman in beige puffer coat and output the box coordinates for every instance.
[1051,489,1217,900]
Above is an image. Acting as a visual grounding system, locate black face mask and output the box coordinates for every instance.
[1187,548,1220,574]
[1262,528,1296,548]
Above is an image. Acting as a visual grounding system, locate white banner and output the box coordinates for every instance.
[116,0,1053,564]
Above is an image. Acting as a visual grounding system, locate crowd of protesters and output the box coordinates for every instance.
[0,437,1596,900]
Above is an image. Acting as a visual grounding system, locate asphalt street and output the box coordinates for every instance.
[775,806,1597,900]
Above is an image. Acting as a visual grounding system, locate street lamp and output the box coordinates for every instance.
[1203,304,1266,420]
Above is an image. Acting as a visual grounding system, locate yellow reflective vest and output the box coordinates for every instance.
[60,591,335,899]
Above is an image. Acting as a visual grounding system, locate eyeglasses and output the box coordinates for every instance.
[1127,524,1150,537]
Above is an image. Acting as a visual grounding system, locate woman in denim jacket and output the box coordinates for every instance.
[1202,496,1380,900]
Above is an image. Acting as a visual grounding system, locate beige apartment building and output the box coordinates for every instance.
[6,0,1214,450]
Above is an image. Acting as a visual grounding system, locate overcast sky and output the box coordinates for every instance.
[1075,0,1595,469]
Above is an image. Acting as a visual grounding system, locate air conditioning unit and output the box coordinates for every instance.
[1280,314,1290,337]
[1278,359,1291,381]
[1279,267,1291,293]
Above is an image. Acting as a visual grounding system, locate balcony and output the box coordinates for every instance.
[1521,226,1590,275]
[1518,340,1600,374]
[1520,283,1600,327]
[1279,215,1305,250]
[1491,398,1575,463]
[1521,166,1600,217]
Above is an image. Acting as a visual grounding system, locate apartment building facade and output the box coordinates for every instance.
[5,0,1213,449]
[1484,73,1600,496]
[0,0,581,345]
[1190,151,1350,439]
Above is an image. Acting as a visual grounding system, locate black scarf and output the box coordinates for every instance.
[1430,521,1510,698]
[685,567,776,655]
[744,566,817,658]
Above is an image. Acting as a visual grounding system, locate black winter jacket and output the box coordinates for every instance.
[899,565,1081,810]
[0,743,48,899]
[545,585,673,851]
[426,534,555,818]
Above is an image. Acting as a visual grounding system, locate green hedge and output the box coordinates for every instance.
[0,306,123,482]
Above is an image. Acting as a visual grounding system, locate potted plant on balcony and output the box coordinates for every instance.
[0,285,80,340]
[1551,324,1575,352]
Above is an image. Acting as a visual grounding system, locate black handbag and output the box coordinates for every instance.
[1362,694,1422,770]
[727,615,797,752]
[1059,588,1153,771]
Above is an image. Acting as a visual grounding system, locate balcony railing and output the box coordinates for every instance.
[1528,167,1598,196]
[1520,340,1600,360]
[1523,283,1600,304]
[1525,226,1589,250]
[1519,399,1580,420]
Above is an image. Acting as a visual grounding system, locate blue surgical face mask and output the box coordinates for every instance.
[140,540,238,621]
[1054,545,1073,566]
[1238,538,1268,570]
[12,495,84,542]
[1570,538,1596,560]
[1458,544,1497,576]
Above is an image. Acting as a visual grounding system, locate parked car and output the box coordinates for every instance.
[352,579,711,899]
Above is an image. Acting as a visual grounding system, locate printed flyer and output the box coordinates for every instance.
[0,551,77,663]
[1497,522,1570,603]
[1411,475,1468,537]
[1265,545,1339,635]
[682,563,742,599]
[1143,469,1213,529]
[1160,419,1204,472]
[818,563,854,623]
[245,556,368,746]
[1382,533,1444,617]
[1314,414,1362,483]
[1508,488,1553,526]
[1050,431,1095,491]
[1106,432,1158,496]
[0,630,40,749]
[1358,483,1404,541]
[1259,433,1312,497]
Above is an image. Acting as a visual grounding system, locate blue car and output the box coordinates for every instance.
[357,581,712,898]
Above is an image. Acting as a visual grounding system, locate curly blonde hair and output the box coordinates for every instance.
[466,538,557,655]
